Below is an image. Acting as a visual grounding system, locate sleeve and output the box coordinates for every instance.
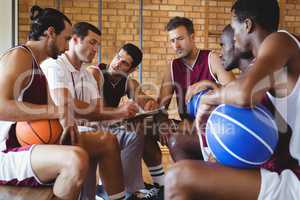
[97,70,105,98]
[86,72,100,100]
[41,59,72,91]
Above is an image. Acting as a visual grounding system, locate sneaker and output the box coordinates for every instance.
[144,182,156,190]
[155,185,164,200]
[130,186,164,200]
[95,195,105,200]
[96,185,109,200]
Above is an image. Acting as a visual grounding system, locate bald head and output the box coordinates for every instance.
[220,25,240,71]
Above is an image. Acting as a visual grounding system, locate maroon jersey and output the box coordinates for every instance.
[6,45,48,148]
[171,50,215,119]
[97,63,128,107]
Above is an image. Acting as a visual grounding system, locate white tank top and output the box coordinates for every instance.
[267,30,300,165]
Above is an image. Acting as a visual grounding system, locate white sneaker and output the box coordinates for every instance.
[95,195,105,200]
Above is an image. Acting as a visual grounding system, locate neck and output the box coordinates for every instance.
[109,73,122,83]
[65,50,82,70]
[182,47,198,66]
[251,30,271,57]
[25,41,49,64]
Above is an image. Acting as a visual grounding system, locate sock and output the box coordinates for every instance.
[98,178,102,185]
[108,191,126,200]
[149,164,165,186]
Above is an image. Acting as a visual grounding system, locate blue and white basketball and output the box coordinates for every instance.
[205,104,278,168]
[186,89,209,118]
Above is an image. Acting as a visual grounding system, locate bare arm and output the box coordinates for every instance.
[0,49,60,121]
[157,65,174,109]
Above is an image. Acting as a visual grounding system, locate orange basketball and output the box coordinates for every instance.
[16,119,63,146]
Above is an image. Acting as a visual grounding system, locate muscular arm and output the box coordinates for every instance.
[202,32,299,107]
[0,49,60,121]
[157,65,174,109]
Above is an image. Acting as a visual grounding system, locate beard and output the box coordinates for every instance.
[49,41,60,59]
[240,51,253,60]
[176,49,191,59]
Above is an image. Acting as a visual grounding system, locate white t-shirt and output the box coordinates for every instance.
[41,54,99,104]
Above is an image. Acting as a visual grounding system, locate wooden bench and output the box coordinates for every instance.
[0,186,58,200]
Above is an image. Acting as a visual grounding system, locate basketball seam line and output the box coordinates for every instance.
[254,106,279,140]
[213,111,275,154]
[48,120,52,144]
[18,137,31,146]
[27,121,47,144]
[207,121,268,165]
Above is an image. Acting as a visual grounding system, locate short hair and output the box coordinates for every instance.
[72,22,101,40]
[121,43,143,68]
[232,0,279,32]
[165,16,194,34]
[29,5,72,41]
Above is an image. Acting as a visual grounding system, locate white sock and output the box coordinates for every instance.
[98,178,102,185]
[149,164,165,186]
[108,191,126,200]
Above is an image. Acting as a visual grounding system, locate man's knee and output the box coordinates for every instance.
[167,133,191,156]
[64,146,89,180]
[167,131,203,161]
[98,132,121,154]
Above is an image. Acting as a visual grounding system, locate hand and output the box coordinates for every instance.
[195,92,218,132]
[143,99,159,111]
[186,80,219,103]
[118,101,139,119]
[207,153,217,163]
[59,126,79,145]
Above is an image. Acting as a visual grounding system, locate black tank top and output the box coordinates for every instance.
[98,63,127,107]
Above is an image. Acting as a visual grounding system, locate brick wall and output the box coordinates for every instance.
[18,0,300,118]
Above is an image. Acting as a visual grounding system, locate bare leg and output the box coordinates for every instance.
[31,145,89,200]
[168,121,203,162]
[79,131,124,196]
[79,159,97,200]
[165,160,261,200]
[143,132,162,167]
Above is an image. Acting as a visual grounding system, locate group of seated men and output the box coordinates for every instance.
[0,0,300,200]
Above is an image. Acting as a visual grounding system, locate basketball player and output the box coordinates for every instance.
[158,16,234,162]
[87,43,164,199]
[0,6,126,200]
[165,1,300,199]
